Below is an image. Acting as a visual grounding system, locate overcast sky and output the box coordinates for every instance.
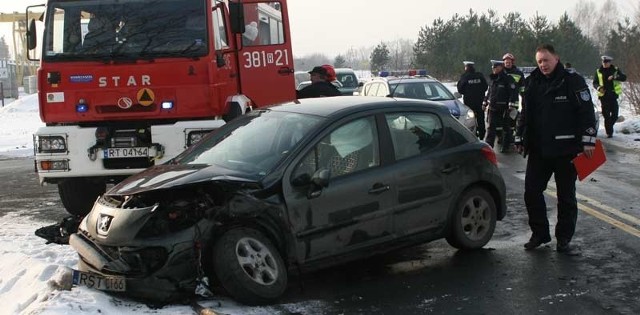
[1,0,635,58]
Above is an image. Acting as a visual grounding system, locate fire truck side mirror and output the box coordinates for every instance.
[27,19,37,50]
[229,2,246,34]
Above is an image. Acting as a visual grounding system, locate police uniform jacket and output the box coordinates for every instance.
[297,81,342,99]
[457,69,488,108]
[592,65,627,99]
[505,66,526,97]
[515,63,597,158]
[486,71,518,111]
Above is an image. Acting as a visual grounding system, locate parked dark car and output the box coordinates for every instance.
[69,96,506,305]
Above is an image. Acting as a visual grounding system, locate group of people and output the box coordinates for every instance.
[457,53,526,152]
[458,52,627,146]
[458,44,628,255]
[296,65,342,99]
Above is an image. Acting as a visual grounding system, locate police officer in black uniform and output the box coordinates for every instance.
[515,44,597,255]
[484,60,518,152]
[457,61,488,139]
[297,66,342,99]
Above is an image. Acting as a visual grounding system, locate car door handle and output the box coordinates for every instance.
[440,164,459,174]
[368,184,390,195]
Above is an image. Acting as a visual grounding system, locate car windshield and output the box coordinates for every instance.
[174,110,323,177]
[389,81,455,101]
[43,0,207,61]
[337,72,358,88]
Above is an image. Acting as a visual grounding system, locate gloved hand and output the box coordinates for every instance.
[482,101,488,111]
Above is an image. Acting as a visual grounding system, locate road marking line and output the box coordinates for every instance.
[575,203,640,238]
[512,171,640,237]
[546,187,640,238]
[574,192,640,227]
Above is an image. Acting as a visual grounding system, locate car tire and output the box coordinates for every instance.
[58,178,106,216]
[213,228,287,305]
[446,187,497,249]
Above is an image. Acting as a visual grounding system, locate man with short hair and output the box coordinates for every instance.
[593,55,627,138]
[515,44,597,255]
[457,61,488,139]
[297,65,342,99]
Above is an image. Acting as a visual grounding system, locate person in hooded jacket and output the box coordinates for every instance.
[297,65,342,99]
[515,44,597,255]
[457,61,488,139]
[484,60,518,152]
[593,55,627,138]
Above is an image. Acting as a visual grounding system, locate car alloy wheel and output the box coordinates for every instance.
[213,228,287,305]
[446,187,497,249]
[235,237,279,286]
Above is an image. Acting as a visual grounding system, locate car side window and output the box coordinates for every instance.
[293,117,379,180]
[385,112,443,160]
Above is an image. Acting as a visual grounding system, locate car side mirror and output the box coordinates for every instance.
[307,168,330,199]
[311,168,330,187]
[358,82,364,87]
[291,173,311,187]
[453,92,462,99]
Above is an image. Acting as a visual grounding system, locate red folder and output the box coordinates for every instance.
[573,139,606,181]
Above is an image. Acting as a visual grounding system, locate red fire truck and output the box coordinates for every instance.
[26,0,295,215]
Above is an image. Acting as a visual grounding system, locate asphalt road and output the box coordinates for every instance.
[1,137,639,315]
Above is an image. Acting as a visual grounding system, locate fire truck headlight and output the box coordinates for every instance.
[38,136,67,153]
[161,101,174,110]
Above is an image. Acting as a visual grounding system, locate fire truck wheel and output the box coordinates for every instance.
[58,179,106,216]
[223,103,243,122]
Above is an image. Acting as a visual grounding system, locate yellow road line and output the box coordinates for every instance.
[545,187,640,238]
[577,203,640,238]
[575,192,640,227]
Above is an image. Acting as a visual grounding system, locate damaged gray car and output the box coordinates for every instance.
[70,96,506,305]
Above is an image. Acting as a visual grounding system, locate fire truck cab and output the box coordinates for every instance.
[26,0,295,215]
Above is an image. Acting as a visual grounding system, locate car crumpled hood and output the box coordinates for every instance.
[108,163,256,196]
[436,99,461,117]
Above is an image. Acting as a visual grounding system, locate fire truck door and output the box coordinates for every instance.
[237,1,295,107]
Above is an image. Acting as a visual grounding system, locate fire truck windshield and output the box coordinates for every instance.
[43,0,208,61]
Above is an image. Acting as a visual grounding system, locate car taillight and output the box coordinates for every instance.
[481,145,498,166]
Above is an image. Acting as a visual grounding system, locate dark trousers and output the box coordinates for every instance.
[524,152,578,242]
[484,108,511,149]
[600,96,619,136]
[470,105,486,140]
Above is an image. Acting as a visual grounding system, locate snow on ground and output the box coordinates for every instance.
[0,87,639,315]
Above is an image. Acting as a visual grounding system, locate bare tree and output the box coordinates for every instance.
[571,0,597,42]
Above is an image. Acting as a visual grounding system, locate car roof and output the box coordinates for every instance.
[385,77,438,84]
[271,96,451,118]
[334,68,356,73]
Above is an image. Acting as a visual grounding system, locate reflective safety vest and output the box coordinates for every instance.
[596,68,622,97]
